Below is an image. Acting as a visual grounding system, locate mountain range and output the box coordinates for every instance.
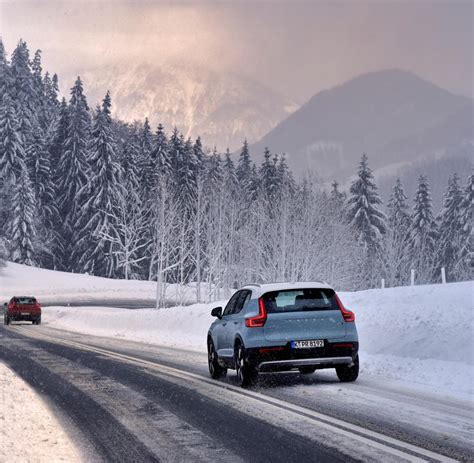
[248,69,473,193]
[73,62,298,152]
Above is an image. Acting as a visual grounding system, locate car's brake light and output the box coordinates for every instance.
[335,294,355,322]
[245,298,267,328]
[332,343,354,348]
[34,303,41,310]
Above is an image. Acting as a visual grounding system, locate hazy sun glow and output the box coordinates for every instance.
[1,0,472,101]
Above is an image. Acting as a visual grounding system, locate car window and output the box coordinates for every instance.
[17,297,36,304]
[234,290,251,314]
[223,291,241,317]
[262,288,338,313]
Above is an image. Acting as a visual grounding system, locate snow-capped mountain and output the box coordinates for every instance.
[249,69,473,186]
[67,63,298,152]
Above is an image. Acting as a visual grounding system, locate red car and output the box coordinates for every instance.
[4,296,42,325]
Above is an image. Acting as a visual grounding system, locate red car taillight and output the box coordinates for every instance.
[245,298,267,328]
[335,294,355,322]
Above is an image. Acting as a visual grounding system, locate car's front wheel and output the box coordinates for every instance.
[207,339,227,379]
[235,343,257,387]
[336,354,359,382]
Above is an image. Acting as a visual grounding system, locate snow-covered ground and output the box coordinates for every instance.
[1,262,473,400]
[0,361,80,462]
[0,261,202,305]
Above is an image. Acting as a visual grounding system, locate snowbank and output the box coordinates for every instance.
[0,261,198,306]
[0,362,81,462]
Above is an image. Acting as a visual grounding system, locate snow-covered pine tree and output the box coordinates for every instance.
[346,154,386,256]
[10,40,37,140]
[223,149,238,192]
[387,178,410,230]
[168,127,184,188]
[9,163,37,265]
[0,93,26,182]
[76,92,124,277]
[0,92,27,252]
[330,180,346,206]
[259,147,279,200]
[0,38,11,97]
[458,173,473,279]
[276,153,294,193]
[438,174,464,279]
[31,50,44,106]
[152,123,171,174]
[121,126,141,197]
[56,77,91,271]
[409,175,438,283]
[236,139,253,200]
[382,178,411,286]
[193,136,205,168]
[137,118,154,201]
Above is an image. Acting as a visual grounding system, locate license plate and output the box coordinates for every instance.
[21,312,30,316]
[291,340,324,349]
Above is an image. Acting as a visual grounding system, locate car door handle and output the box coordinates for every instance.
[233,321,238,325]
[222,323,227,327]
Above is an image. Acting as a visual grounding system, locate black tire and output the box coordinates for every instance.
[336,355,359,382]
[4,316,9,325]
[36,318,41,325]
[207,339,227,379]
[235,342,257,387]
[299,366,316,375]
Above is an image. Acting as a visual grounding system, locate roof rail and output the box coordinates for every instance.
[242,283,261,287]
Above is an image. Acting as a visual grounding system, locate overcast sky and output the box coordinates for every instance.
[1,0,472,102]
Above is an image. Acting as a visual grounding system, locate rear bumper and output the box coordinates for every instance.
[246,341,359,372]
[7,313,41,321]
[258,356,353,372]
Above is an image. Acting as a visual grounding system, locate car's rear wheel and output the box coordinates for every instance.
[4,315,9,325]
[235,343,257,388]
[336,354,359,382]
[299,366,316,374]
[207,339,227,379]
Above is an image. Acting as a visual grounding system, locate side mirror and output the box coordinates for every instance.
[211,307,222,319]
[3,303,6,306]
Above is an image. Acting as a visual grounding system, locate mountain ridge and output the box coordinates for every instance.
[248,68,473,182]
[63,62,299,152]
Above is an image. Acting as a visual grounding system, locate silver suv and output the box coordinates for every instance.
[207,282,359,387]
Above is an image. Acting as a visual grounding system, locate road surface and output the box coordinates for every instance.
[0,323,471,462]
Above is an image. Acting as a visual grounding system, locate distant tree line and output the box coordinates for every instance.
[0,40,472,302]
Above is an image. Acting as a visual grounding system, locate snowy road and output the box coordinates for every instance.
[1,324,472,462]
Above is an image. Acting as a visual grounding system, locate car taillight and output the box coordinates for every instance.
[245,298,267,328]
[332,343,354,348]
[34,303,41,310]
[335,294,355,322]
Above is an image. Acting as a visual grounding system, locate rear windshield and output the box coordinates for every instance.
[16,297,36,304]
[262,288,338,313]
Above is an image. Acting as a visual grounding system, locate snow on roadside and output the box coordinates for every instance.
[0,261,200,305]
[0,362,81,462]
[42,280,474,400]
